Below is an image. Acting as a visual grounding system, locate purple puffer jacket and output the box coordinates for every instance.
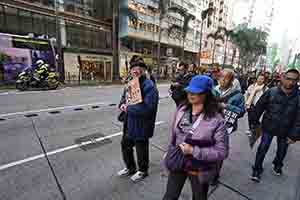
[167,106,229,183]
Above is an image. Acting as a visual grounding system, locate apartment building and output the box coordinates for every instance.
[119,0,233,77]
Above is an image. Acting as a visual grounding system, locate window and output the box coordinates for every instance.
[0,5,5,32]
[33,13,45,36]
[66,23,81,48]
[5,7,19,34]
[19,10,33,35]
[44,16,56,38]
[98,30,106,49]
[105,31,112,49]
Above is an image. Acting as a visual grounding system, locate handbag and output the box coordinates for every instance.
[164,146,185,172]
[164,112,205,172]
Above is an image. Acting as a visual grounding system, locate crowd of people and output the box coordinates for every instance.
[117,55,300,200]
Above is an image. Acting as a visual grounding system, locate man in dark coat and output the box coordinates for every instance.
[251,69,300,182]
[170,62,194,106]
[118,55,159,182]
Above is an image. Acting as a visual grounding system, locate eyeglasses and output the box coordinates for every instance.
[284,75,299,82]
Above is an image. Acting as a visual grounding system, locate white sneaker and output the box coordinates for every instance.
[246,130,252,136]
[117,168,136,177]
[130,171,148,182]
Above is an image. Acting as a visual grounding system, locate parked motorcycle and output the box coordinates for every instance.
[16,67,59,91]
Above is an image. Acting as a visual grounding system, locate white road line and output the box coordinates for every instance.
[0,102,108,118]
[0,121,165,171]
[0,96,169,118]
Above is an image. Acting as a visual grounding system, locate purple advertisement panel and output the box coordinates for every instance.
[0,34,55,83]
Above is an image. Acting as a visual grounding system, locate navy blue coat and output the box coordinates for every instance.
[126,77,159,141]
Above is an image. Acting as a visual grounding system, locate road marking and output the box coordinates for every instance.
[0,83,170,96]
[0,92,10,96]
[0,95,169,119]
[0,102,108,118]
[0,121,165,171]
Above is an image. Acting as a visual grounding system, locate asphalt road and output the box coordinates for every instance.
[0,85,299,200]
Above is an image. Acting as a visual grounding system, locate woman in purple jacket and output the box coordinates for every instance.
[163,75,229,200]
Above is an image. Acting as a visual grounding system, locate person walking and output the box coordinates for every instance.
[212,69,245,185]
[117,55,159,182]
[163,75,229,200]
[250,69,300,182]
[170,62,194,106]
[245,73,268,135]
[215,69,245,133]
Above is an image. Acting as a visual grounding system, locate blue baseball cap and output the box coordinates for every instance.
[184,75,213,94]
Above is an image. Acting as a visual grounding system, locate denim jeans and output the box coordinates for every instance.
[253,132,289,172]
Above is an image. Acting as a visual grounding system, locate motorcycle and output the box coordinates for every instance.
[16,67,59,91]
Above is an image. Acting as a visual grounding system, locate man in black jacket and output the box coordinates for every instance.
[170,62,194,106]
[251,69,300,182]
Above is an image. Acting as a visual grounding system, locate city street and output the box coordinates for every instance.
[0,85,299,200]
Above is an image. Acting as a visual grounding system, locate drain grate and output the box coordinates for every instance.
[49,111,61,114]
[109,104,117,106]
[91,105,100,109]
[0,118,6,121]
[74,108,84,111]
[24,113,38,118]
[74,133,112,151]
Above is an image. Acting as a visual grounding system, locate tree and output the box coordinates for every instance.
[217,27,235,68]
[230,24,268,72]
[207,28,225,64]
[167,6,195,59]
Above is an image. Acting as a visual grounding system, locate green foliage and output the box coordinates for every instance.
[230,25,269,71]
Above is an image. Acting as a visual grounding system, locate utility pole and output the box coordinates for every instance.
[112,0,120,81]
[55,0,63,81]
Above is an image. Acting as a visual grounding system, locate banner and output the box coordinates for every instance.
[127,78,143,105]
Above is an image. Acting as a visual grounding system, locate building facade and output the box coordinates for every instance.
[0,0,115,83]
[119,0,233,78]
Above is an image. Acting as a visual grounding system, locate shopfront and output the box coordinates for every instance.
[64,52,113,83]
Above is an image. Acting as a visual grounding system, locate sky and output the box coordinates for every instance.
[231,0,300,47]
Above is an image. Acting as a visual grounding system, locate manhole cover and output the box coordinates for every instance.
[49,111,61,114]
[74,133,112,151]
[24,113,38,118]
[0,118,6,121]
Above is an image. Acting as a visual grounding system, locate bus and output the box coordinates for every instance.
[0,33,56,83]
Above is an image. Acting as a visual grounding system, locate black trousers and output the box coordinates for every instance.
[247,105,256,130]
[163,171,209,200]
[121,133,149,173]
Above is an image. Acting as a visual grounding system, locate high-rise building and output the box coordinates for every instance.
[119,0,232,78]
[0,0,116,83]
